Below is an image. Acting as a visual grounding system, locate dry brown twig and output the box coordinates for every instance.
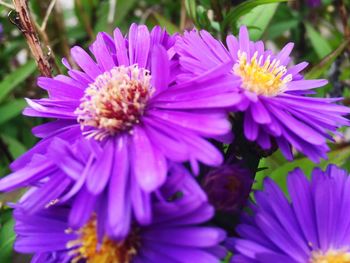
[12,0,53,77]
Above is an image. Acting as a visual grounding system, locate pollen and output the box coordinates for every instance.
[311,250,350,263]
[75,65,153,140]
[67,218,139,263]
[233,51,292,96]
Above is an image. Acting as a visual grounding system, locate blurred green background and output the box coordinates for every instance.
[0,0,349,262]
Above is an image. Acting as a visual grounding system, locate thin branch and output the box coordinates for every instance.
[75,0,95,41]
[338,0,350,53]
[52,1,75,68]
[0,0,14,9]
[180,0,187,31]
[40,0,57,32]
[12,0,52,77]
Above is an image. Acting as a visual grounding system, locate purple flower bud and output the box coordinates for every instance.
[202,163,253,213]
[307,0,321,7]
[0,24,3,40]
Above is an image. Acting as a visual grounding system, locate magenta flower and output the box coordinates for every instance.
[175,26,350,162]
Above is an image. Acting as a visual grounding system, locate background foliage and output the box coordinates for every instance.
[0,0,349,262]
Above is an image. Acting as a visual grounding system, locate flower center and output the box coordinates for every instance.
[233,51,292,96]
[75,65,153,140]
[67,218,139,263]
[311,250,350,263]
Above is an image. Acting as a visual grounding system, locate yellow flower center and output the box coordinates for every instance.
[67,218,139,263]
[311,250,350,263]
[75,65,153,140]
[233,51,292,96]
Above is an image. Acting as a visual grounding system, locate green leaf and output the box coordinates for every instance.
[223,0,288,30]
[305,40,349,79]
[152,13,180,35]
[239,3,280,40]
[0,99,27,125]
[0,60,36,103]
[0,213,15,263]
[114,0,138,26]
[254,146,350,194]
[267,19,299,39]
[305,23,332,59]
[0,134,27,159]
[185,0,197,24]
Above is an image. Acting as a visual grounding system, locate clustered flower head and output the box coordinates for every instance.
[0,22,349,263]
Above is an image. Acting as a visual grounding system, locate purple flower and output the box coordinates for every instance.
[0,24,235,235]
[175,26,350,162]
[307,0,321,7]
[13,181,226,263]
[227,165,350,262]
[202,161,253,213]
[0,137,207,239]
[9,23,234,177]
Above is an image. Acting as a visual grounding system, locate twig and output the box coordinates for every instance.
[52,1,75,68]
[75,0,95,41]
[337,0,350,53]
[180,0,187,31]
[40,0,57,32]
[0,0,13,9]
[12,0,52,77]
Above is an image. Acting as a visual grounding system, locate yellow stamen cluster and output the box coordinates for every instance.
[75,65,153,140]
[67,218,139,263]
[233,51,292,96]
[311,250,350,263]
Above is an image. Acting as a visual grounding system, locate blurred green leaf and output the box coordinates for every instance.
[305,40,349,79]
[239,3,280,41]
[152,13,180,35]
[185,0,197,24]
[267,20,299,39]
[1,134,27,159]
[0,211,15,263]
[115,0,138,25]
[0,99,26,125]
[0,60,36,103]
[223,0,288,30]
[254,146,350,193]
[305,23,332,59]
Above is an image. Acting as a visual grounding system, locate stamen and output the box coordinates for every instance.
[233,51,292,96]
[311,250,350,263]
[75,65,153,141]
[66,217,139,263]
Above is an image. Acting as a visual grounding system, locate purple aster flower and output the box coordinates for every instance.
[8,23,235,177]
[0,137,207,239]
[175,26,350,162]
[307,0,321,7]
[227,164,350,262]
[0,24,235,235]
[13,183,226,263]
[202,160,253,213]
